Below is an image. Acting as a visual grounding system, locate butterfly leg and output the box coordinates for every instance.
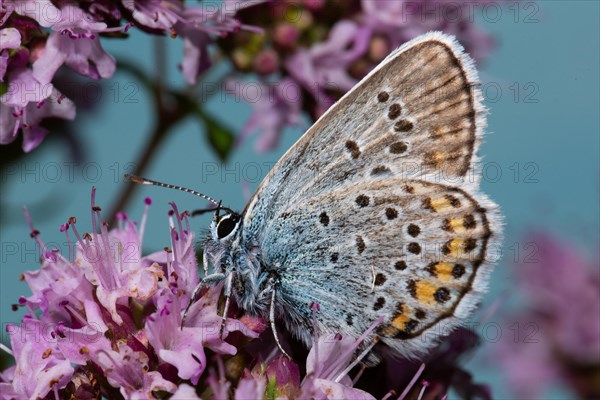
[270,288,292,359]
[181,272,226,328]
[202,250,209,277]
[219,271,234,338]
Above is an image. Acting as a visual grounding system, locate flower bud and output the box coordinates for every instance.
[274,23,300,49]
[253,48,280,75]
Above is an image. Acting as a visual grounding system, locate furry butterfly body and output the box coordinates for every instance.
[196,31,501,359]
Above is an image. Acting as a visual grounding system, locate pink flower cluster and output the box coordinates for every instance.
[0,0,501,155]
[0,0,263,152]
[494,233,600,398]
[223,0,497,152]
[0,190,259,399]
[0,190,408,400]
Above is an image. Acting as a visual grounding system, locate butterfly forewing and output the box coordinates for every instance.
[242,32,500,357]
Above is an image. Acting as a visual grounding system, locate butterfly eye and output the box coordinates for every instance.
[216,214,240,239]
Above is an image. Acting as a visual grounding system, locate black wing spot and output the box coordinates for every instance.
[434,287,451,303]
[407,224,420,237]
[389,141,408,154]
[407,242,421,255]
[373,297,386,311]
[319,212,330,226]
[356,236,366,254]
[394,120,414,132]
[371,166,391,176]
[374,273,387,286]
[377,92,390,102]
[395,260,407,270]
[388,103,402,119]
[345,140,361,159]
[385,207,398,220]
[355,195,370,207]
[452,264,466,278]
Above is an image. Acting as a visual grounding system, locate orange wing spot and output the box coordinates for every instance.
[380,304,411,336]
[391,313,411,331]
[424,151,444,167]
[430,196,451,211]
[449,217,467,233]
[429,194,461,212]
[444,239,465,257]
[391,304,411,330]
[434,261,455,281]
[415,280,439,305]
[379,325,399,336]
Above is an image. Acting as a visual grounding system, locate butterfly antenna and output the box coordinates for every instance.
[124,174,233,213]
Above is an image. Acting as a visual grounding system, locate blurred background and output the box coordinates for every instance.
[1,1,598,398]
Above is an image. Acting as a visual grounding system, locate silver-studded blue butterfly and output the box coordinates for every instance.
[128,32,502,360]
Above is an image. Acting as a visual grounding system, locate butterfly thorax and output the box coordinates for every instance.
[204,216,272,316]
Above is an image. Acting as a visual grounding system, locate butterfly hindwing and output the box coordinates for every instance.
[261,178,498,357]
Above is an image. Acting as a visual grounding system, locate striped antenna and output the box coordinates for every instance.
[124,174,233,213]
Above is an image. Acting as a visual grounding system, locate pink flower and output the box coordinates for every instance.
[175,0,266,84]
[1,190,262,398]
[0,0,61,28]
[285,20,370,115]
[0,27,21,81]
[227,77,303,152]
[360,0,494,62]
[145,283,259,385]
[495,232,600,398]
[71,189,166,325]
[0,68,75,152]
[516,233,600,361]
[175,20,211,85]
[32,5,116,85]
[4,319,75,399]
[97,343,177,399]
[121,0,183,31]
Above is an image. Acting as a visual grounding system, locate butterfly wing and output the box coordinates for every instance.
[261,178,499,357]
[242,32,501,356]
[243,31,485,228]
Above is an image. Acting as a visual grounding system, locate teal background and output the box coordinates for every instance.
[1,1,598,398]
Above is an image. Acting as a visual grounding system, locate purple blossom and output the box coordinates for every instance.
[360,0,494,62]
[495,232,600,398]
[121,0,183,31]
[171,383,200,399]
[146,282,259,385]
[175,19,211,85]
[235,376,267,400]
[96,342,178,399]
[518,233,600,360]
[3,319,74,399]
[285,19,370,116]
[120,0,264,84]
[0,27,21,81]
[176,0,265,84]
[72,189,165,324]
[0,68,75,152]
[1,191,260,399]
[299,316,382,400]
[227,77,303,152]
[1,0,61,28]
[32,5,116,85]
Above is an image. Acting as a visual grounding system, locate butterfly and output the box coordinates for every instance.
[128,31,501,360]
